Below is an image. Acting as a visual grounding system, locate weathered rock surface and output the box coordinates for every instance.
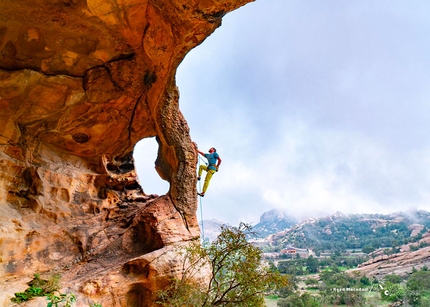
[349,246,430,279]
[408,224,424,238]
[349,234,430,279]
[0,0,251,305]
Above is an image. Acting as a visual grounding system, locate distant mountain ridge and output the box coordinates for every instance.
[267,209,430,254]
[201,209,430,253]
[201,209,430,277]
[200,209,297,242]
[251,209,297,238]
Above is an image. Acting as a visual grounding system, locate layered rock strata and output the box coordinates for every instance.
[349,246,430,278]
[349,231,430,279]
[0,0,251,305]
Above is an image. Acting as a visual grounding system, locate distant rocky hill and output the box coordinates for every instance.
[200,219,229,242]
[202,210,430,278]
[267,209,430,278]
[200,209,297,242]
[267,210,430,253]
[251,209,298,238]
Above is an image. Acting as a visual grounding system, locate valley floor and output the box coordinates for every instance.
[265,294,394,307]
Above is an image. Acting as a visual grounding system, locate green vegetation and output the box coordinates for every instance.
[259,210,430,306]
[11,273,76,307]
[11,273,61,303]
[47,293,76,307]
[269,211,430,254]
[156,223,289,307]
[277,292,320,307]
[406,270,430,306]
[269,262,430,307]
[278,254,366,277]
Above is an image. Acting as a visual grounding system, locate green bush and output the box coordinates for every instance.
[380,282,405,303]
[157,223,289,307]
[11,273,75,306]
[277,293,320,307]
[47,293,76,307]
[11,273,61,303]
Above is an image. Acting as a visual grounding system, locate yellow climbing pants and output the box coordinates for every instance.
[198,165,216,194]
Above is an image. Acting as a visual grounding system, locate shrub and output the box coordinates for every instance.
[11,273,61,303]
[157,223,289,307]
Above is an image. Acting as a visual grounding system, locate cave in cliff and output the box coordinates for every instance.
[0,0,252,306]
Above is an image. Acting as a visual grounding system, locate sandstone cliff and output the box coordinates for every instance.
[0,0,252,305]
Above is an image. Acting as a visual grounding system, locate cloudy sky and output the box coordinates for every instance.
[135,0,430,226]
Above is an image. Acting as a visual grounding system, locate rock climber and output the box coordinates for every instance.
[193,142,222,197]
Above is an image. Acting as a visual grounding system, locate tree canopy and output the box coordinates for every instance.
[157,223,289,307]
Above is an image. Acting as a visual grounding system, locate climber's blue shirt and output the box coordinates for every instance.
[204,152,219,170]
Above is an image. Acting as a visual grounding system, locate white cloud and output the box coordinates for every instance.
[201,118,430,224]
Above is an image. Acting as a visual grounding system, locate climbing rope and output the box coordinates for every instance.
[197,155,206,243]
[198,154,208,167]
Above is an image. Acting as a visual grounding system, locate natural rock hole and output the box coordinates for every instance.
[134,137,169,195]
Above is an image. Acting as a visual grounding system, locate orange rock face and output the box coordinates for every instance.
[0,0,251,305]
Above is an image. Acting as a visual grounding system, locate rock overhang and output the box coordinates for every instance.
[0,0,252,305]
